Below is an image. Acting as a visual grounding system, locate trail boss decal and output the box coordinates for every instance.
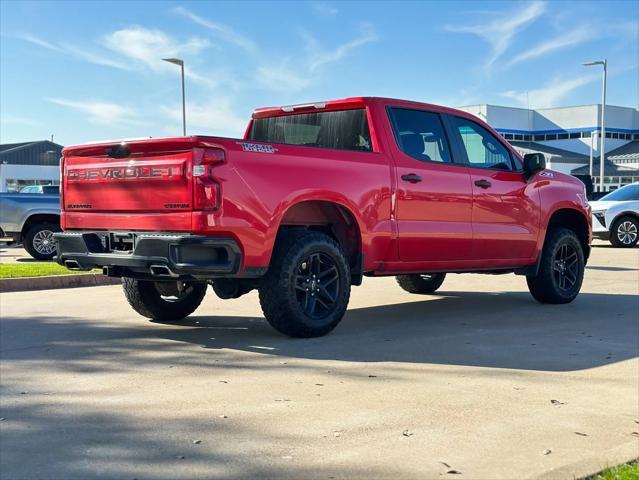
[67,165,181,182]
[237,142,278,154]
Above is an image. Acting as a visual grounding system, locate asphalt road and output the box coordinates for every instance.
[1,242,638,479]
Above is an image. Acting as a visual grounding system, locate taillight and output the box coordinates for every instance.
[192,147,224,211]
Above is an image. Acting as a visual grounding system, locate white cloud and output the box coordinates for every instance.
[102,26,209,74]
[445,1,546,71]
[48,98,143,126]
[506,26,593,66]
[312,2,338,17]
[0,115,43,128]
[254,25,377,93]
[159,99,247,137]
[304,24,377,72]
[500,74,598,108]
[256,64,311,92]
[13,33,132,70]
[173,6,257,54]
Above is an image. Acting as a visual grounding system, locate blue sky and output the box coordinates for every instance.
[1,0,637,145]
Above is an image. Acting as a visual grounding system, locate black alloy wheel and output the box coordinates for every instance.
[294,252,341,320]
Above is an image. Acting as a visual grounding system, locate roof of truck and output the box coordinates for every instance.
[251,97,470,119]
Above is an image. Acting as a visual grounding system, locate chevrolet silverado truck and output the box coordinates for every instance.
[54,97,592,337]
[1,191,61,260]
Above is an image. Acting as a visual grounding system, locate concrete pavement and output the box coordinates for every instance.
[1,243,638,479]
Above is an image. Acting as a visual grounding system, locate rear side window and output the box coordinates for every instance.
[248,109,372,152]
[389,108,451,163]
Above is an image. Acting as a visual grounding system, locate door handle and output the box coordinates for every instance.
[401,173,422,183]
[474,179,492,188]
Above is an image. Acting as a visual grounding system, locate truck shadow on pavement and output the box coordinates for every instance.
[1,291,637,374]
[155,290,639,372]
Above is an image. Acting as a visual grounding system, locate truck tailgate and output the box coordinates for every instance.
[64,151,192,213]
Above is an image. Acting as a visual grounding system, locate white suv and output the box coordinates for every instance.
[589,183,639,248]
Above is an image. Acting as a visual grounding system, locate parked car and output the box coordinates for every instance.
[589,182,639,248]
[0,192,61,260]
[55,97,591,337]
[19,185,60,195]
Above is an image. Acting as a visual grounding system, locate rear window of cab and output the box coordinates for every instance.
[248,109,372,152]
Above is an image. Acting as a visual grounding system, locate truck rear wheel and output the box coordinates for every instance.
[24,222,61,260]
[122,278,207,321]
[526,228,584,304]
[396,273,446,294]
[258,230,351,338]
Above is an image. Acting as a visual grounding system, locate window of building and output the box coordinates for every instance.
[450,116,514,171]
[546,134,557,140]
[388,108,452,163]
[557,133,569,140]
[249,108,372,152]
[504,133,514,140]
[523,135,532,141]
[582,131,591,138]
[533,134,545,141]
[569,132,580,139]
[514,134,523,141]
[605,132,612,138]
[612,133,619,139]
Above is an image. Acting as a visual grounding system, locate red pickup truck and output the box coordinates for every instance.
[55,97,591,337]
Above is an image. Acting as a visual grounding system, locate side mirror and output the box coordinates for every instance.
[523,153,546,179]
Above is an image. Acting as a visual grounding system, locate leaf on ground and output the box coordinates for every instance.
[447,470,462,474]
[402,430,413,437]
[193,440,201,444]
[543,449,552,455]
[574,431,588,436]
[550,399,566,405]
[440,462,451,468]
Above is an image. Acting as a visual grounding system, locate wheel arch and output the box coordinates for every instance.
[273,198,365,284]
[21,213,61,238]
[610,210,639,226]
[545,208,590,260]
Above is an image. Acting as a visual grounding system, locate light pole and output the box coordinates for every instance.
[583,59,607,192]
[163,58,186,136]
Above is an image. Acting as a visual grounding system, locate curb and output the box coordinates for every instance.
[0,274,121,292]
[533,440,638,480]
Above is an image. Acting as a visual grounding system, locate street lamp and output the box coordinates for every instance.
[163,58,186,136]
[583,59,607,192]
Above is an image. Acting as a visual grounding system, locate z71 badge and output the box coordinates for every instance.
[237,142,278,154]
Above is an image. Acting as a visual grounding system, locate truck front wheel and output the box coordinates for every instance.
[122,278,207,321]
[526,228,585,304]
[396,273,446,294]
[258,230,351,338]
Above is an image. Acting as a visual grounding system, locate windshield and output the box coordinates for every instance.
[600,184,639,201]
[248,109,372,152]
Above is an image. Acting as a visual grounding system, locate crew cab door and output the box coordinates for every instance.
[388,107,473,262]
[446,115,540,260]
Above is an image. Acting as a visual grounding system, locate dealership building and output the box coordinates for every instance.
[457,103,639,192]
[0,140,63,192]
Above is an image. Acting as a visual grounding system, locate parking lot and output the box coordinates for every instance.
[1,242,638,479]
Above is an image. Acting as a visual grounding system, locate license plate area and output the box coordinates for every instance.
[110,232,135,253]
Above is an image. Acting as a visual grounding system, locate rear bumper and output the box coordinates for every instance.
[54,232,242,279]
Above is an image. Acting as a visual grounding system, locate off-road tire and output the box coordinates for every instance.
[258,230,351,338]
[122,278,207,321]
[24,222,61,260]
[526,228,584,304]
[396,273,446,294]
[610,215,639,248]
